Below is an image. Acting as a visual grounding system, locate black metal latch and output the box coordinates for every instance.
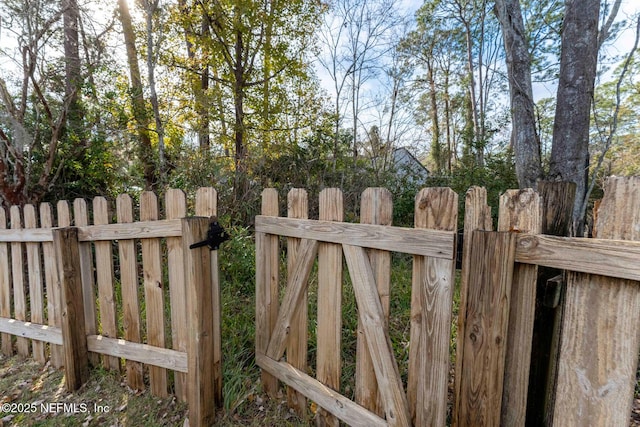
[189,220,229,250]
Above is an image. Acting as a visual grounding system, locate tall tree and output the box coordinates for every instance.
[495,0,541,188]
[117,0,156,190]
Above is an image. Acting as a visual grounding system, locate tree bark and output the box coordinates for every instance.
[548,0,600,234]
[495,0,542,189]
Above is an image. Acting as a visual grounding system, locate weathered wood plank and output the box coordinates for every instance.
[265,237,318,361]
[344,244,411,427]
[73,198,100,366]
[453,187,492,427]
[195,187,222,406]
[0,207,13,356]
[183,217,217,426]
[316,188,343,427]
[0,318,62,345]
[40,203,63,367]
[356,188,392,417]
[77,219,182,241]
[497,189,541,426]
[286,188,309,418]
[515,234,640,281]
[87,335,187,373]
[10,206,29,356]
[166,189,188,401]
[456,230,516,427]
[116,194,144,391]
[53,227,89,391]
[255,216,455,258]
[93,197,120,371]
[24,205,46,363]
[256,354,388,427]
[256,188,280,397]
[552,176,640,427]
[408,187,458,426]
[140,191,168,397]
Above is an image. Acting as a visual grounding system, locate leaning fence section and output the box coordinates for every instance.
[255,187,460,426]
[0,187,221,427]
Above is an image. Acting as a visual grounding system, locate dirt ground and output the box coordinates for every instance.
[1,354,639,426]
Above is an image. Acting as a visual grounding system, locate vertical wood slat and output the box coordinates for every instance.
[93,197,120,371]
[453,186,492,427]
[116,194,144,391]
[41,203,63,367]
[10,206,29,356]
[166,189,188,401]
[140,191,168,397]
[194,187,222,406]
[408,187,458,426]
[286,188,309,417]
[344,244,411,427]
[497,189,541,426]
[552,176,640,426]
[456,230,516,427]
[256,188,280,397]
[183,217,216,427]
[356,188,393,417]
[53,227,89,392]
[73,198,100,366]
[316,188,344,427]
[24,205,46,363]
[0,207,12,356]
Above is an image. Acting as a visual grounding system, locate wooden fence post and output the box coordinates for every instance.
[183,216,217,427]
[10,206,29,357]
[256,188,280,397]
[316,188,344,427]
[195,187,222,405]
[455,230,516,427]
[552,176,640,426]
[356,188,393,417]
[408,187,458,426]
[497,189,541,426]
[53,227,89,391]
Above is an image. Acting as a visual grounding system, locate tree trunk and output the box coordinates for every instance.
[495,0,542,189]
[117,0,156,190]
[549,0,600,235]
[62,0,83,139]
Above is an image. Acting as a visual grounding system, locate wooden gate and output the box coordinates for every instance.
[255,187,458,426]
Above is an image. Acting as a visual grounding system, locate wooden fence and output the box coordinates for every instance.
[0,188,221,427]
[255,177,640,427]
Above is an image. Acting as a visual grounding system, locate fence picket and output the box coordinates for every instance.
[73,198,100,366]
[553,176,640,426]
[453,186,492,427]
[456,230,516,426]
[408,187,458,426]
[166,189,188,401]
[497,189,541,426]
[256,188,280,397]
[356,188,392,417]
[24,204,46,363]
[286,188,309,417]
[316,188,343,427]
[140,191,168,397]
[40,203,63,367]
[0,207,12,356]
[116,194,145,391]
[93,197,120,371]
[10,206,29,356]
